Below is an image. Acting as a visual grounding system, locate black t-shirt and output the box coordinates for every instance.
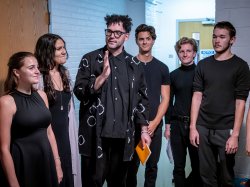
[137,57,170,122]
[193,55,250,129]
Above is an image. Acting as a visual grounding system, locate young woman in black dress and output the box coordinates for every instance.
[0,52,63,187]
[35,33,81,187]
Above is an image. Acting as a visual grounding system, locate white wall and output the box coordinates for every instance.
[49,0,128,119]
[125,0,145,56]
[49,0,126,80]
[215,0,250,179]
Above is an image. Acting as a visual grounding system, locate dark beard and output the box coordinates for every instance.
[215,41,231,54]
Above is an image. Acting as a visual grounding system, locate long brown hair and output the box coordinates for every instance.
[4,52,35,94]
[35,33,70,104]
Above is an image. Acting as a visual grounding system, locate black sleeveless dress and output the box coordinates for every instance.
[49,90,73,187]
[0,90,58,187]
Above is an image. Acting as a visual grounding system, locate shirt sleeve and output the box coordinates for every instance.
[161,63,170,85]
[193,62,204,93]
[235,61,250,100]
[165,74,174,124]
[134,63,149,126]
[73,54,99,101]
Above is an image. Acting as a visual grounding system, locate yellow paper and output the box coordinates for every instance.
[135,140,151,165]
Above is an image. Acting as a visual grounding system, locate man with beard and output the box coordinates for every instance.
[190,21,250,186]
[74,14,151,187]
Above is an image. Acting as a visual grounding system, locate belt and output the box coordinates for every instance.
[172,115,190,123]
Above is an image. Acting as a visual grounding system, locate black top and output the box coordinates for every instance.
[49,90,73,187]
[165,63,196,124]
[49,90,72,163]
[138,57,170,122]
[0,90,58,187]
[101,51,129,138]
[193,55,250,129]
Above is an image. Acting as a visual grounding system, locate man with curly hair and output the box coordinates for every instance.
[74,14,151,187]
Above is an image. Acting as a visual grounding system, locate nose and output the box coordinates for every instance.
[62,48,67,54]
[35,67,40,74]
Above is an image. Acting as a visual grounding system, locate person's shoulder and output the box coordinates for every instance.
[152,57,164,64]
[37,89,47,98]
[0,94,16,113]
[152,57,169,69]
[82,47,105,57]
[170,67,179,74]
[233,55,248,65]
[124,51,134,61]
[198,55,214,64]
[0,94,15,105]
[127,54,142,66]
[170,67,181,78]
[36,90,48,104]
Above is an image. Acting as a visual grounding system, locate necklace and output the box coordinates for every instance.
[50,72,64,111]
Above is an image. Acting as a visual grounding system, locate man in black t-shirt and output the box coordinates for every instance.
[190,21,250,187]
[126,24,170,187]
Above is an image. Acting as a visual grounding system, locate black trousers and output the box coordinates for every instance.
[197,125,235,187]
[170,122,202,187]
[94,138,128,187]
[126,125,162,187]
[81,155,96,187]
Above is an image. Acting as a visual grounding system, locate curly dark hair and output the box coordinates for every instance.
[214,21,236,38]
[135,24,157,40]
[34,33,70,104]
[104,14,133,33]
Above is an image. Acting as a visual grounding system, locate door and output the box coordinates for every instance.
[0,0,49,95]
[178,20,214,64]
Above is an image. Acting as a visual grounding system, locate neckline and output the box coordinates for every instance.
[180,63,196,70]
[213,54,235,62]
[14,89,33,97]
[137,56,154,65]
[136,55,154,65]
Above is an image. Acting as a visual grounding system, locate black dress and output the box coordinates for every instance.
[49,90,73,187]
[0,90,58,187]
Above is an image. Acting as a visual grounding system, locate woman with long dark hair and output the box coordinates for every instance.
[35,33,81,187]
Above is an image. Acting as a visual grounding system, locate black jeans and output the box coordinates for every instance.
[170,122,202,187]
[197,125,235,187]
[126,125,162,187]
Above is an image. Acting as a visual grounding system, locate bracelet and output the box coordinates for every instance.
[141,130,148,134]
[55,157,60,160]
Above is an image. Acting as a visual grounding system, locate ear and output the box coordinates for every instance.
[230,36,236,45]
[124,33,130,41]
[193,51,197,59]
[13,69,20,79]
